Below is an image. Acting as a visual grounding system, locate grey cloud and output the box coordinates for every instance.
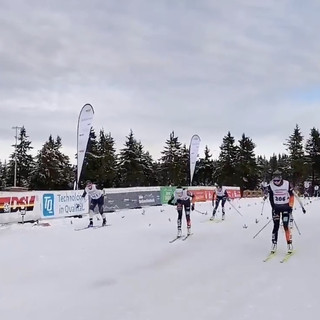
[1,0,320,163]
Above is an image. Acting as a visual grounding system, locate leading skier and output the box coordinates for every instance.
[168,186,195,237]
[267,170,294,253]
[81,180,107,227]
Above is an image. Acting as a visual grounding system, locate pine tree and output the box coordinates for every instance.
[0,161,5,190]
[118,130,145,187]
[81,128,101,186]
[284,124,307,186]
[269,154,278,173]
[212,159,220,184]
[236,134,259,191]
[256,155,270,184]
[6,127,35,188]
[31,135,73,190]
[180,144,189,186]
[95,130,118,188]
[305,127,320,185]
[277,153,291,178]
[159,131,185,186]
[139,146,158,186]
[195,145,214,185]
[216,132,238,186]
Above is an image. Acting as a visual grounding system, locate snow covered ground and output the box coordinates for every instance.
[0,196,319,320]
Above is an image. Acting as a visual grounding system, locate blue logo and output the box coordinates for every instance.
[43,194,54,216]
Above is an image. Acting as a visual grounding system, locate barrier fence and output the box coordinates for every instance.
[0,186,241,224]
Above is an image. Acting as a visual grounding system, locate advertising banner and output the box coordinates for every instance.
[77,103,94,187]
[224,188,241,199]
[137,192,161,206]
[189,134,201,184]
[103,191,161,212]
[189,189,215,202]
[160,187,176,204]
[41,190,88,219]
[103,192,137,212]
[0,192,41,223]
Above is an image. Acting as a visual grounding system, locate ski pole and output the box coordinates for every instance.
[195,209,207,215]
[253,218,272,239]
[293,191,306,214]
[229,201,243,217]
[293,219,302,235]
[260,199,266,216]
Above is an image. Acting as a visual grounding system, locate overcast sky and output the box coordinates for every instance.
[1,0,320,165]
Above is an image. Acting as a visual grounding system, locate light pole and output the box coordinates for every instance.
[12,126,22,187]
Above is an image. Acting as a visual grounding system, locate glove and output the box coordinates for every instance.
[302,208,306,214]
[263,195,267,201]
[191,204,195,211]
[227,198,231,202]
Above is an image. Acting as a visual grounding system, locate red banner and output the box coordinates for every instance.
[0,195,36,213]
[189,188,240,202]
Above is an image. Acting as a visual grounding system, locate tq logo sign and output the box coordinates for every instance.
[0,196,36,213]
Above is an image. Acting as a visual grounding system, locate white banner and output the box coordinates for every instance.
[189,134,201,185]
[42,190,88,219]
[77,104,94,187]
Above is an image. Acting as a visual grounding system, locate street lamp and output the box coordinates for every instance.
[12,126,22,187]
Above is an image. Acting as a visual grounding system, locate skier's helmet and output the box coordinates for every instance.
[272,170,282,186]
[86,180,93,188]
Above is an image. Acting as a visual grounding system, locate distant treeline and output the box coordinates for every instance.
[1,124,319,192]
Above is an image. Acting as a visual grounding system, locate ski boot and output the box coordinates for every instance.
[177,229,182,238]
[222,209,225,221]
[88,219,93,228]
[187,227,192,235]
[271,242,277,253]
[287,243,293,253]
[210,208,216,221]
[102,218,107,227]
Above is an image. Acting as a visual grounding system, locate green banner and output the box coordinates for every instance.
[160,186,176,204]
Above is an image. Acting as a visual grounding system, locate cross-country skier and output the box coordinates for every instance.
[81,180,106,227]
[210,184,229,221]
[267,170,294,253]
[168,186,195,237]
[303,181,311,199]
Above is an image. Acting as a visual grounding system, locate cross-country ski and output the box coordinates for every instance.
[74,224,111,231]
[182,233,193,240]
[169,236,183,243]
[280,251,296,263]
[263,251,276,262]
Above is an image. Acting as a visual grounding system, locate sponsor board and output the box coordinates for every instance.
[225,188,241,199]
[189,189,215,202]
[160,187,176,204]
[0,195,36,213]
[0,193,40,224]
[43,194,54,216]
[41,191,88,219]
[103,191,161,211]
